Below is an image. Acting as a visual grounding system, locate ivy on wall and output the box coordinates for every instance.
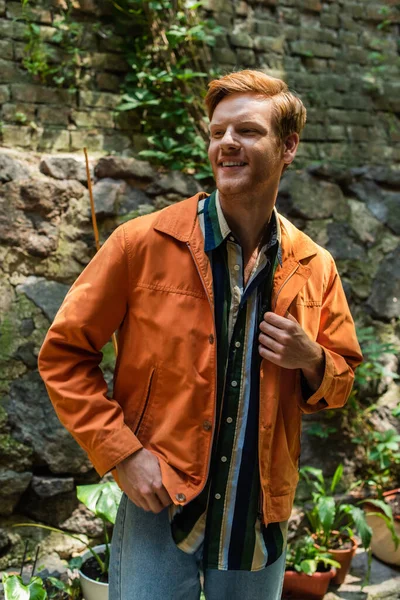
[112,0,220,178]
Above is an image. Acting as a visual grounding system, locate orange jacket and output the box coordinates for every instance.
[38,193,362,524]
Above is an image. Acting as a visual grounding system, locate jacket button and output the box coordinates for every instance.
[176,493,186,502]
[209,334,214,344]
[203,420,212,431]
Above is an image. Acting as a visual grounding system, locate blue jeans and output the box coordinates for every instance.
[109,494,286,600]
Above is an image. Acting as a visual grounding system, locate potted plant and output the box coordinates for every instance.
[13,481,122,600]
[299,464,390,584]
[283,535,340,600]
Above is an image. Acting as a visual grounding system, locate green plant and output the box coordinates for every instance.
[113,0,221,178]
[15,112,27,124]
[14,481,122,580]
[20,0,89,91]
[286,535,340,576]
[307,422,337,439]
[300,464,374,550]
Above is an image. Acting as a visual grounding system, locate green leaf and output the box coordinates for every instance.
[3,575,47,600]
[347,506,372,549]
[317,496,335,536]
[300,559,316,575]
[76,481,122,524]
[330,464,343,493]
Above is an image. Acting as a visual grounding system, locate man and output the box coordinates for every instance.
[38,70,362,599]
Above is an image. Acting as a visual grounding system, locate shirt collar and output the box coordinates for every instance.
[199,190,282,264]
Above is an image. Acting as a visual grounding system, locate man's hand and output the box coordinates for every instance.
[116,448,172,513]
[259,311,325,391]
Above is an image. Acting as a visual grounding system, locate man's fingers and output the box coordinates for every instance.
[156,484,172,508]
[259,333,282,354]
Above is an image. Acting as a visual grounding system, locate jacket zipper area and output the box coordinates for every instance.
[135,367,155,436]
[186,241,217,502]
[272,263,300,312]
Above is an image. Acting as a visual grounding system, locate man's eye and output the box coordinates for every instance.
[241,129,256,134]
[212,131,223,137]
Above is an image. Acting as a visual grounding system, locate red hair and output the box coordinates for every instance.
[205,70,307,141]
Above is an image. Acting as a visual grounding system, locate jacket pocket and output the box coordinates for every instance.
[134,367,156,437]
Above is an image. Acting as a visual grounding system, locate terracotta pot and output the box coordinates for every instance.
[78,544,109,600]
[282,567,336,600]
[313,533,358,585]
[365,490,400,566]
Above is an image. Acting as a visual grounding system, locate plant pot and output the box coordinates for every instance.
[314,533,358,585]
[282,567,336,600]
[78,543,109,600]
[365,489,400,566]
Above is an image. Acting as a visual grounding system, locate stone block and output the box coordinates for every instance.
[320,12,339,28]
[253,20,282,37]
[290,40,337,58]
[201,0,234,14]
[338,30,358,46]
[0,84,10,103]
[82,52,127,72]
[0,39,13,60]
[1,124,33,148]
[79,90,121,109]
[37,105,70,126]
[0,17,26,40]
[0,59,21,83]
[96,71,121,92]
[213,12,233,29]
[229,31,254,49]
[214,47,237,65]
[302,57,329,72]
[37,128,70,151]
[7,2,52,23]
[1,102,36,123]
[236,48,256,66]
[301,26,339,46]
[342,46,368,65]
[95,155,156,180]
[70,130,105,151]
[254,35,285,53]
[71,109,114,129]
[339,14,361,32]
[0,0,5,15]
[11,83,76,106]
[102,131,133,153]
[302,0,322,11]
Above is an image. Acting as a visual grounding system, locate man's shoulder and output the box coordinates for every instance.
[119,193,204,241]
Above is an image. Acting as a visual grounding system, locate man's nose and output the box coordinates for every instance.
[219,129,240,150]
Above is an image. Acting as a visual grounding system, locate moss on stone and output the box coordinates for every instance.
[101,340,117,372]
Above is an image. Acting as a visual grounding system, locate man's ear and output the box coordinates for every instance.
[283,132,300,165]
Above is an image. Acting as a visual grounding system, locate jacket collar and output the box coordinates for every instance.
[153,192,318,264]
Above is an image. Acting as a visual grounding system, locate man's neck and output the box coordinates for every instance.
[218,186,278,266]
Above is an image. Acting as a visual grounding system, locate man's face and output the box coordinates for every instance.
[208,92,286,196]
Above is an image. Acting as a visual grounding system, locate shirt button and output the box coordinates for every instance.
[221,456,227,462]
[209,334,214,344]
[231,380,238,387]
[229,236,235,242]
[203,420,212,431]
[226,417,233,423]
[235,341,241,348]
[215,493,221,500]
[176,493,186,502]
[234,264,240,271]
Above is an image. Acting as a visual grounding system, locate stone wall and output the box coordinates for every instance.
[0,147,399,539]
[0,0,138,154]
[205,0,400,167]
[0,0,399,165]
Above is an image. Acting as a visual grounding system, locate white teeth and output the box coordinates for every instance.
[221,162,245,167]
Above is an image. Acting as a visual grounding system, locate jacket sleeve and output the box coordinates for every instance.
[38,225,143,476]
[297,255,363,414]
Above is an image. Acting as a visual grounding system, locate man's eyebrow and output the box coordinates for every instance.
[209,119,264,131]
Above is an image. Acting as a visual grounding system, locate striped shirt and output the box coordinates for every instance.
[169,190,288,571]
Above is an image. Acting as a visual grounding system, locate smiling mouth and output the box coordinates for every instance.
[219,161,247,167]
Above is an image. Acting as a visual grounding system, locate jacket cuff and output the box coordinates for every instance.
[87,424,143,477]
[298,346,335,413]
